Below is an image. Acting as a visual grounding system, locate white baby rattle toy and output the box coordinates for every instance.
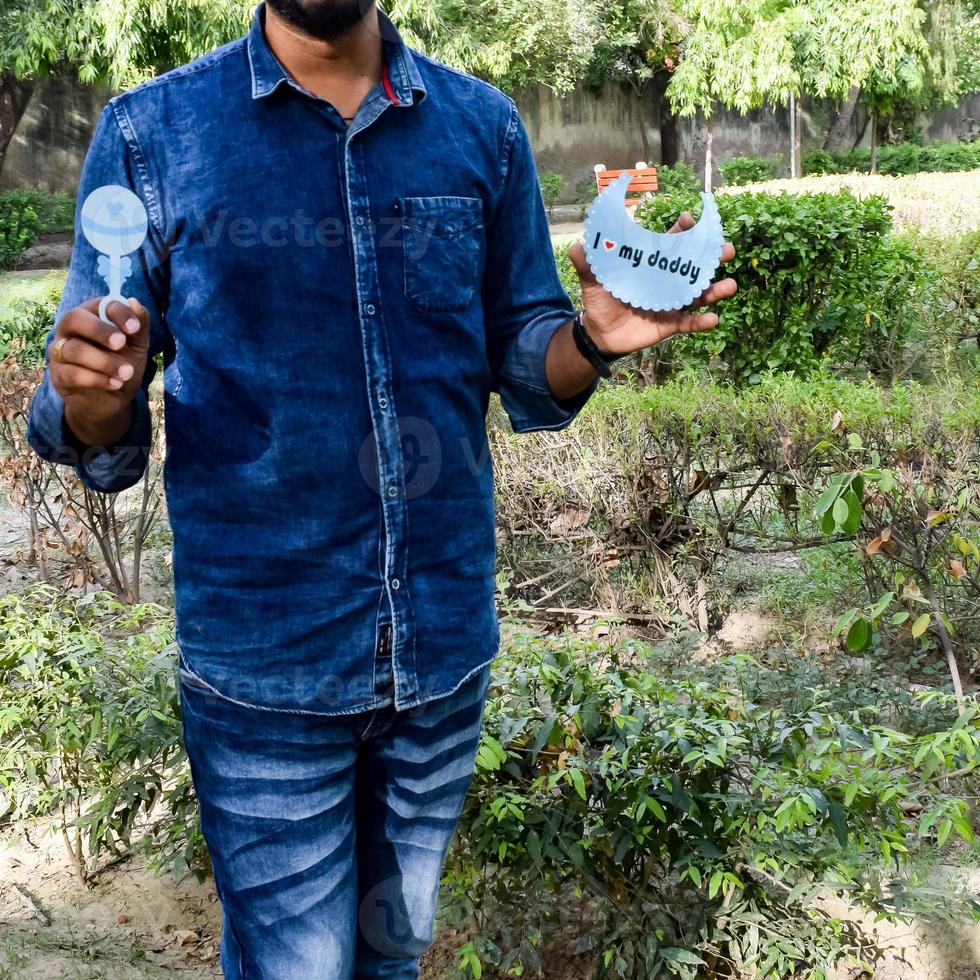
[80,185,149,324]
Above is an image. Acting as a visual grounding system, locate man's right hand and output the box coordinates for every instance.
[49,298,151,449]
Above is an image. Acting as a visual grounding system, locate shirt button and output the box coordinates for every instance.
[365,304,376,316]
[387,485,397,498]
[378,395,388,410]
[391,578,401,591]
[355,216,365,227]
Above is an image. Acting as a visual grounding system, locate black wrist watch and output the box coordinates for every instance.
[571,313,619,379]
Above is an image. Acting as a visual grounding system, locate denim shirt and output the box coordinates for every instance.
[28,4,594,715]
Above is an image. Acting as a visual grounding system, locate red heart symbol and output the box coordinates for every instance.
[603,239,616,251]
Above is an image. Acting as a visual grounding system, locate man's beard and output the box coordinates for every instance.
[265,0,375,40]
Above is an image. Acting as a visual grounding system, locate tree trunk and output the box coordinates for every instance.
[660,107,679,167]
[655,75,679,167]
[703,118,713,192]
[824,86,860,151]
[870,111,879,174]
[789,93,797,177]
[793,94,803,178]
[0,74,35,179]
[649,70,679,167]
[637,91,652,169]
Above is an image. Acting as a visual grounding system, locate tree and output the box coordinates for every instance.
[796,0,929,168]
[667,0,932,185]
[0,0,251,177]
[393,0,696,167]
[666,0,800,188]
[859,0,980,150]
[389,0,596,94]
[582,0,689,165]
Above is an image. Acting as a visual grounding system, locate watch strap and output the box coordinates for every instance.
[571,313,618,379]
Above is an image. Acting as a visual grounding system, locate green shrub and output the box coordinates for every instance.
[801,148,838,175]
[919,140,980,173]
[657,161,701,196]
[0,587,204,881]
[539,171,564,214]
[0,189,75,270]
[719,154,776,186]
[0,276,61,368]
[634,188,894,382]
[447,627,979,978]
[803,140,980,177]
[879,142,923,175]
[0,199,42,271]
[827,233,932,382]
[491,374,980,656]
[554,242,581,307]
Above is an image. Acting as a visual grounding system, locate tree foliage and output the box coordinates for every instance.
[0,0,251,86]
[389,0,596,93]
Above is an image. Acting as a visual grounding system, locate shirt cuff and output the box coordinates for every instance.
[28,376,152,494]
[497,312,598,433]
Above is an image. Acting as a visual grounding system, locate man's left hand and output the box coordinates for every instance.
[568,211,738,356]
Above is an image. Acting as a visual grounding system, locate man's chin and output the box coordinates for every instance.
[266,0,375,40]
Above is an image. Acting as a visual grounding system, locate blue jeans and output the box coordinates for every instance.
[179,662,492,979]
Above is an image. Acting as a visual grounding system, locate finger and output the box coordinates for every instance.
[127,297,151,340]
[568,241,598,285]
[58,307,130,352]
[56,362,126,392]
[695,277,738,308]
[102,298,142,336]
[55,338,135,383]
[720,242,736,264]
[656,311,719,340]
[669,211,696,234]
[677,311,719,334]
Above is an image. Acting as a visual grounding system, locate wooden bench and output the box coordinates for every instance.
[594,162,659,202]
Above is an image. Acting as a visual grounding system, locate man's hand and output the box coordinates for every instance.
[49,298,150,449]
[569,211,738,355]
[545,213,737,402]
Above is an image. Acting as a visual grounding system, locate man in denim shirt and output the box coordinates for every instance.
[29,1,735,975]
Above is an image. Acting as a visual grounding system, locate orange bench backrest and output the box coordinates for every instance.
[596,167,659,198]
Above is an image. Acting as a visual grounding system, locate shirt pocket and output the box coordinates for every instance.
[400,196,485,313]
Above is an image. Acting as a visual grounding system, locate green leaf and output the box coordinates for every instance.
[814,485,839,517]
[568,768,587,801]
[708,870,724,899]
[869,591,895,622]
[832,496,850,530]
[828,800,848,846]
[661,948,706,966]
[840,489,862,534]
[845,617,872,652]
[835,607,860,635]
[911,613,932,639]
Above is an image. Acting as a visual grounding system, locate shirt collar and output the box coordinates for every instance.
[247,3,426,107]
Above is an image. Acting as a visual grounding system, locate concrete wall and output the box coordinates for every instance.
[2,77,112,193]
[4,77,980,197]
[514,82,661,201]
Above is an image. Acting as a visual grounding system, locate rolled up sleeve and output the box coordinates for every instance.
[28,378,153,494]
[27,99,169,494]
[483,102,597,434]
